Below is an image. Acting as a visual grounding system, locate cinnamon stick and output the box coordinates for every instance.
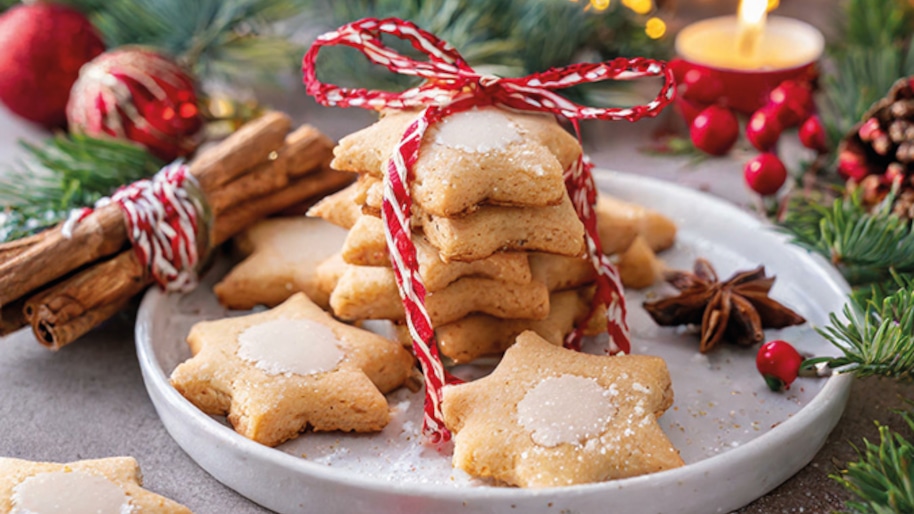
[0,206,128,309]
[33,299,131,350]
[24,251,146,327]
[214,167,353,244]
[0,299,26,337]
[191,111,291,190]
[208,152,289,215]
[283,125,335,177]
[0,231,45,262]
[0,112,293,311]
[26,164,348,350]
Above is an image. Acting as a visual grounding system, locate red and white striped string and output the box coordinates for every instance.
[302,17,675,443]
[61,161,203,293]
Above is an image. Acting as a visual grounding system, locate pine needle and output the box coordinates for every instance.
[833,409,914,514]
[778,193,914,285]
[819,272,914,379]
[83,0,311,86]
[0,134,163,242]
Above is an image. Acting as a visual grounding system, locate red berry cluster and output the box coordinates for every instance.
[742,81,827,196]
[672,63,829,197]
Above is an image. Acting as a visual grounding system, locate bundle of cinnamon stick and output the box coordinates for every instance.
[0,112,351,349]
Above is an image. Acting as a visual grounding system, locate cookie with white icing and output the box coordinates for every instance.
[213,217,347,310]
[441,331,683,487]
[170,293,414,447]
[0,457,191,513]
[331,107,581,217]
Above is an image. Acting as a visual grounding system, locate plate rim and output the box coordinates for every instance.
[136,170,854,506]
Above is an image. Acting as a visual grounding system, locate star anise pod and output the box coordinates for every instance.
[643,259,806,353]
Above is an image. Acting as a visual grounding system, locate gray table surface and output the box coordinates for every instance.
[5,3,913,512]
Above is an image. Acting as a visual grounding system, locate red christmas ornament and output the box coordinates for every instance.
[67,48,204,161]
[798,115,828,153]
[746,106,783,152]
[0,3,105,129]
[690,105,739,156]
[768,80,814,128]
[756,340,804,392]
[744,153,788,196]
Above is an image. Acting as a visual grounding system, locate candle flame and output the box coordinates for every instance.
[738,0,768,25]
[736,0,767,62]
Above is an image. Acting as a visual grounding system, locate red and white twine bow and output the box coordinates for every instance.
[62,161,204,292]
[303,17,676,443]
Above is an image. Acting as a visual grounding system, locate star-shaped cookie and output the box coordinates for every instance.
[394,288,604,363]
[442,331,683,487]
[0,457,191,513]
[331,107,582,216]
[213,217,347,310]
[170,293,414,447]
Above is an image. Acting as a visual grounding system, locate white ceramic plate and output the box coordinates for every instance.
[136,171,853,514]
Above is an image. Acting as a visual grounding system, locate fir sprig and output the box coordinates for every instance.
[778,192,914,285]
[0,135,163,242]
[832,410,914,514]
[818,275,914,379]
[72,0,312,86]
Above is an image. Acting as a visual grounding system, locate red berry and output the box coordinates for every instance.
[798,115,828,153]
[690,105,739,156]
[837,149,871,181]
[768,81,814,128]
[681,68,723,104]
[858,118,881,141]
[744,153,788,196]
[668,58,690,83]
[746,106,783,152]
[757,340,804,392]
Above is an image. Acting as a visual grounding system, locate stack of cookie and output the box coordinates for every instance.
[309,106,676,363]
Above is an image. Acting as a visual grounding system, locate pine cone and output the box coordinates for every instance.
[839,77,914,215]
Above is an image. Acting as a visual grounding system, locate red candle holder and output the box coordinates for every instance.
[673,15,824,120]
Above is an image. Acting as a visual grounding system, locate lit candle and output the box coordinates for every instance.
[736,0,767,63]
[673,6,824,114]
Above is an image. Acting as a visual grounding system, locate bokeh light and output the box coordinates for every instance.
[645,17,666,39]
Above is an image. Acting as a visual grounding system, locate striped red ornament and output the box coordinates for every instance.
[302,17,676,443]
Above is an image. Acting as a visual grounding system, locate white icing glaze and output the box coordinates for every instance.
[11,470,133,514]
[517,375,617,448]
[434,108,521,153]
[237,319,343,377]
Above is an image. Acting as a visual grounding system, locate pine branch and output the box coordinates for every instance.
[832,409,914,514]
[842,0,914,49]
[0,135,163,242]
[818,272,914,379]
[778,192,914,285]
[820,43,914,151]
[86,0,311,87]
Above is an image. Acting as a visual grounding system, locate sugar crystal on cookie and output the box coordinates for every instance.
[433,108,521,153]
[517,374,619,448]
